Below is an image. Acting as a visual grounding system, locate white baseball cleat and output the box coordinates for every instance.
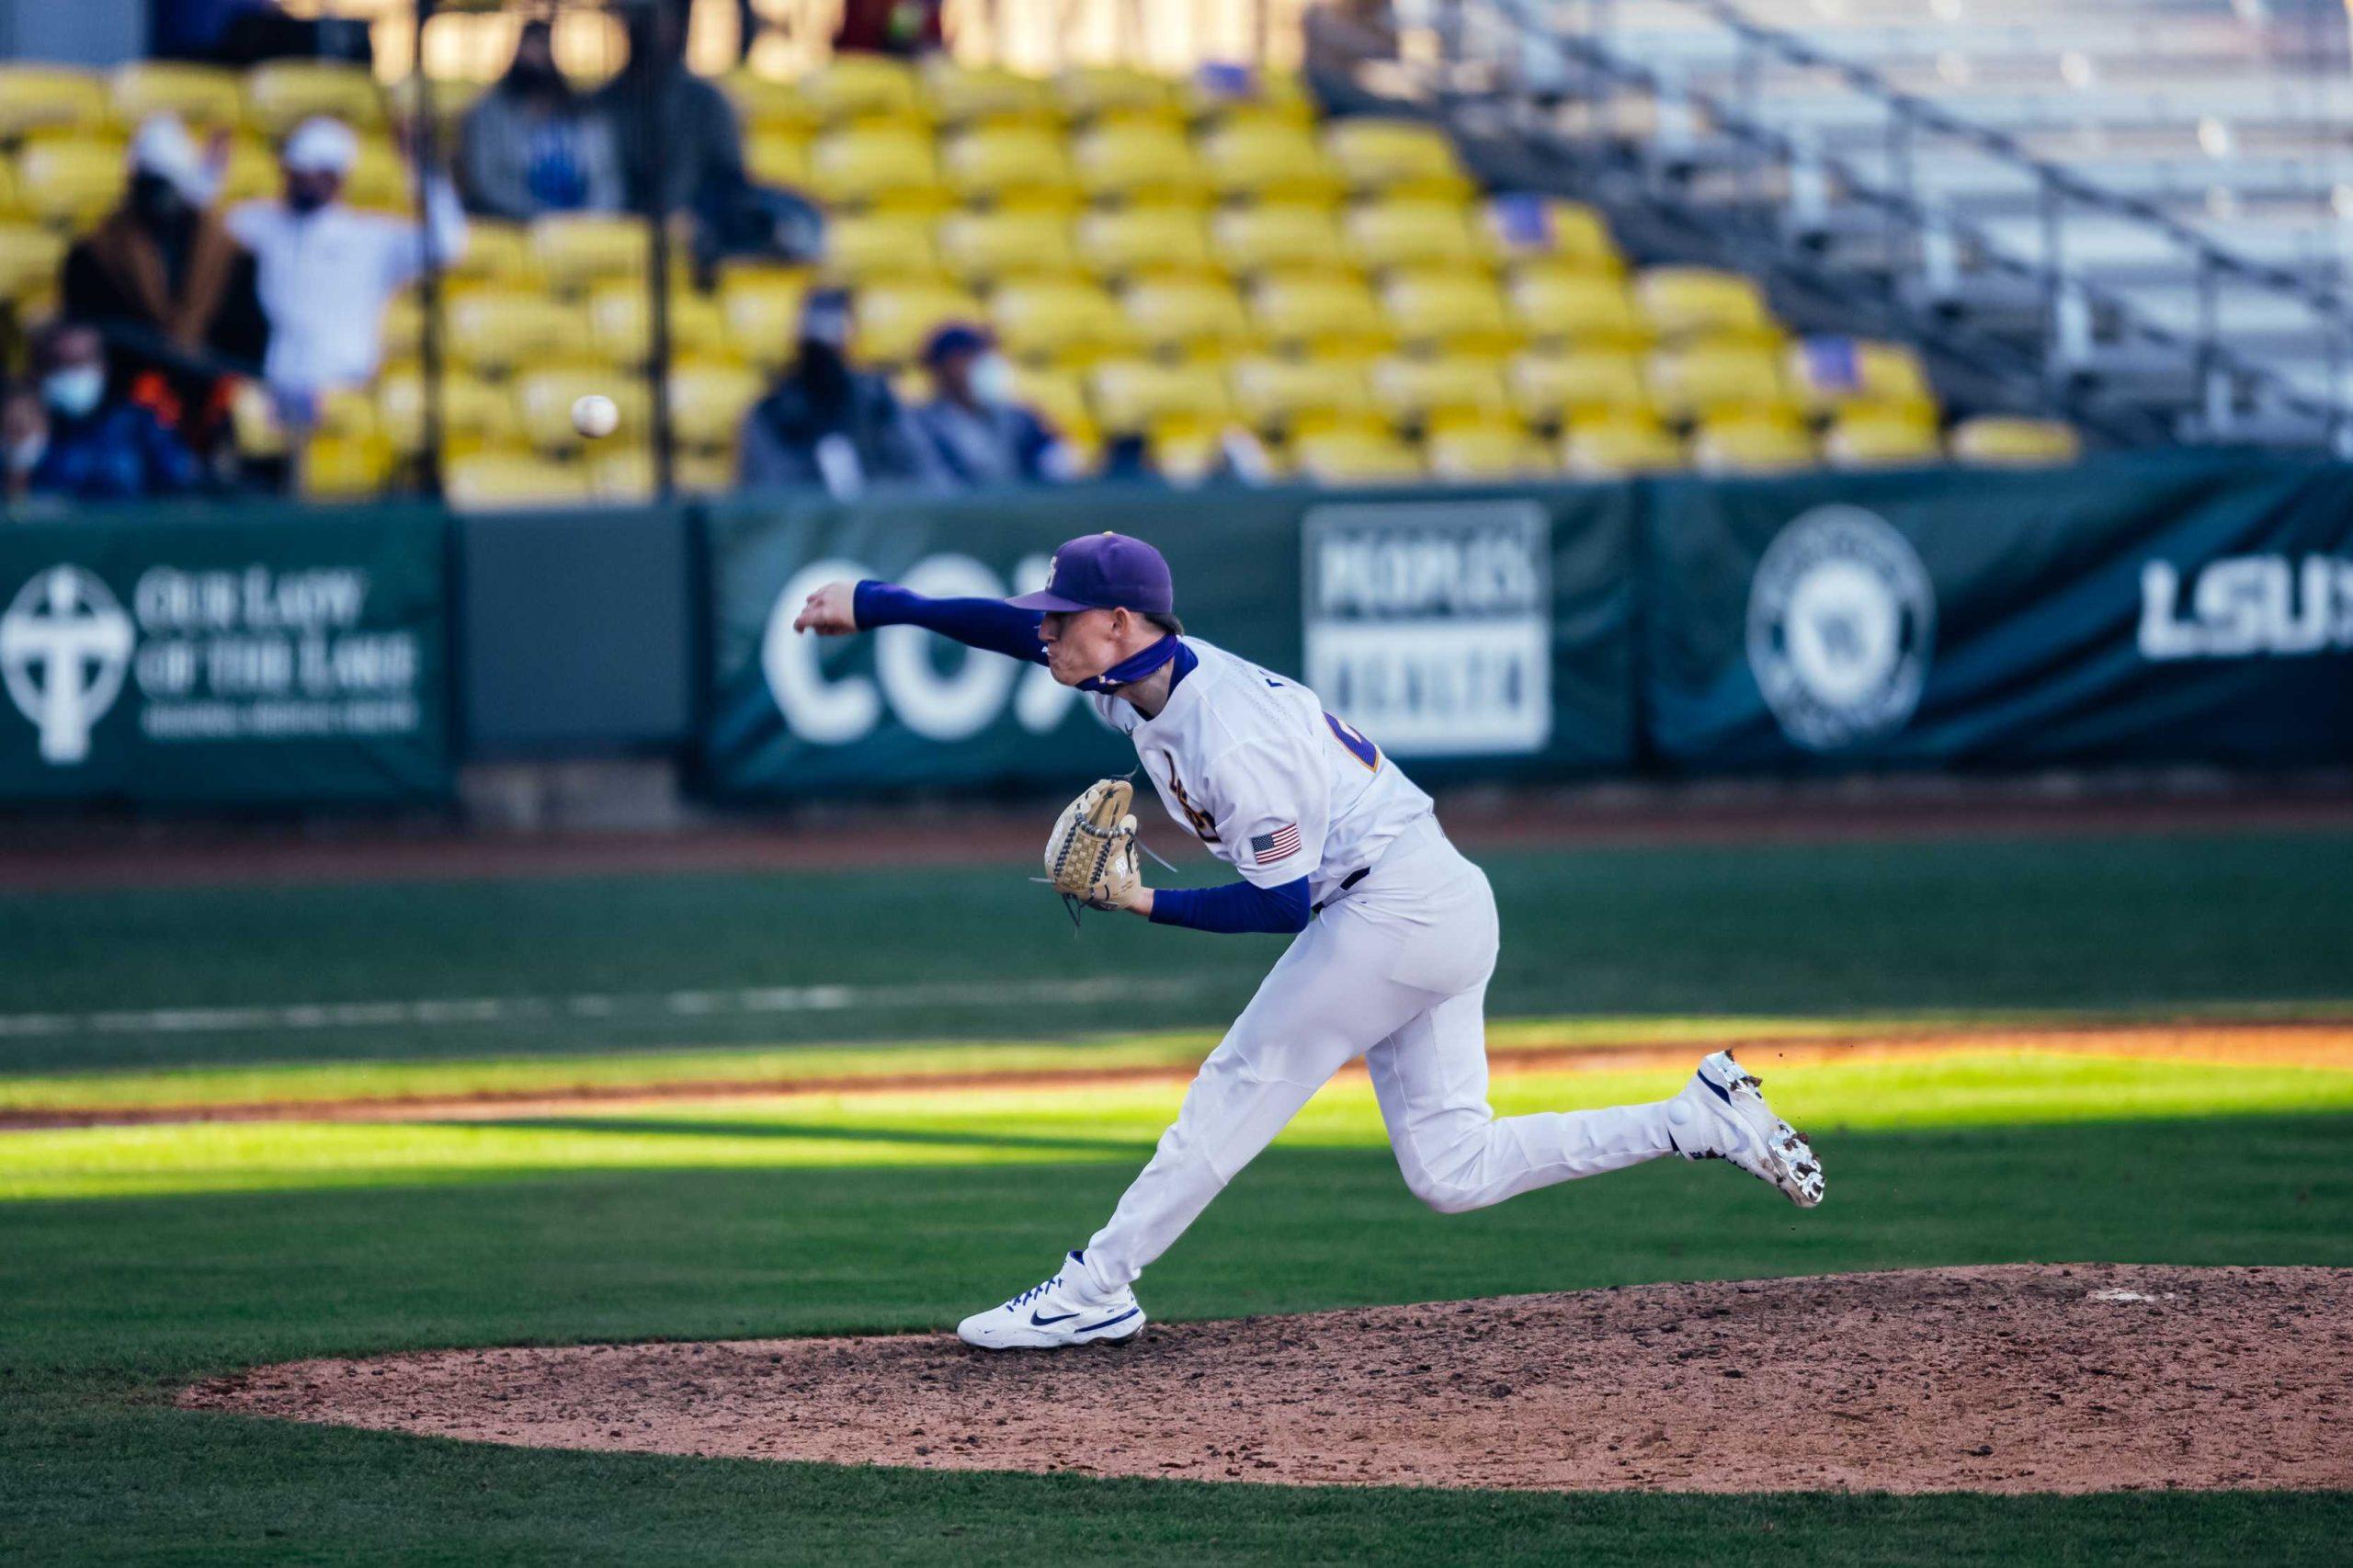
[1665,1051,1826,1208]
[956,1251,1147,1350]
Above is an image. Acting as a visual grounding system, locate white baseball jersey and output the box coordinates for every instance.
[1091,637,1434,905]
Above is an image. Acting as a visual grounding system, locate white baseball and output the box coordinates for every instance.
[571,393,620,439]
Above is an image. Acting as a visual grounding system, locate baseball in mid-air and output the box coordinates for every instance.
[570,394,620,439]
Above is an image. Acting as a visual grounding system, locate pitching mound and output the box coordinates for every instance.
[185,1265,2351,1494]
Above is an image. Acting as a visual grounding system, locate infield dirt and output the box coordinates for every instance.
[186,1264,2352,1494]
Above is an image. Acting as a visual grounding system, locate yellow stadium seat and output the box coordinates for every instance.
[586,281,728,363]
[1211,202,1346,275]
[1322,119,1473,199]
[1342,199,1483,272]
[1949,415,2081,466]
[1120,275,1254,358]
[445,449,595,509]
[1074,205,1211,279]
[853,278,982,365]
[1087,358,1232,435]
[1370,353,1512,426]
[110,62,245,131]
[823,210,942,283]
[14,138,126,228]
[923,62,1059,128]
[722,73,821,136]
[718,267,813,368]
[1380,271,1516,352]
[300,430,394,499]
[1070,122,1205,204]
[531,213,654,291]
[0,223,67,305]
[666,358,765,449]
[1789,337,1938,420]
[445,290,585,375]
[586,446,738,500]
[0,66,108,138]
[1693,414,1818,475]
[1228,353,1377,432]
[385,74,488,141]
[807,126,944,210]
[1198,121,1344,203]
[380,290,425,364]
[343,137,412,212]
[1248,271,1389,355]
[745,131,811,187]
[799,55,926,125]
[1054,66,1180,122]
[1562,415,1687,476]
[940,125,1075,207]
[232,381,376,460]
[1506,347,1652,426]
[1003,362,1091,437]
[244,61,384,135]
[1481,196,1623,273]
[1636,267,1780,346]
[1183,65,1315,127]
[1292,425,1424,484]
[446,220,536,286]
[1823,410,1944,470]
[1646,341,1791,422]
[1425,419,1557,481]
[988,277,1134,363]
[215,136,279,204]
[377,364,519,455]
[515,364,651,453]
[937,209,1077,285]
[1507,268,1649,347]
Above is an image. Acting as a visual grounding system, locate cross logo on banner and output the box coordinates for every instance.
[1,564,135,765]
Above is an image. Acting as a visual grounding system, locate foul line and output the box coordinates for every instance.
[0,975,1206,1041]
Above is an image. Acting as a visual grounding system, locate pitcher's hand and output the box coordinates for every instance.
[792,581,859,635]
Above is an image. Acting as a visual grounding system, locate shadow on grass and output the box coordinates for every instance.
[457,1116,1155,1155]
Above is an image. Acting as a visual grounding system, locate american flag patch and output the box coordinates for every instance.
[1249,824,1302,864]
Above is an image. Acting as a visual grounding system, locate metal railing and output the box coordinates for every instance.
[1447,0,2353,448]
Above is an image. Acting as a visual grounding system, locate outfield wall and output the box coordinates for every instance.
[4,451,2349,808]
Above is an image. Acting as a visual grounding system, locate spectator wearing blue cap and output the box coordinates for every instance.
[909,324,1072,490]
[737,288,943,496]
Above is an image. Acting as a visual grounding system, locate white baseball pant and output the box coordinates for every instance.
[1075,817,1677,1297]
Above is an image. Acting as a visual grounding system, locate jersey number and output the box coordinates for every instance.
[1324,712,1381,772]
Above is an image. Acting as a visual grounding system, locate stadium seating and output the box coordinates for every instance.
[0,47,2059,506]
[1950,415,2084,466]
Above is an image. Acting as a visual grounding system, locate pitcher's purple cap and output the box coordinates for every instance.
[1007,532,1174,615]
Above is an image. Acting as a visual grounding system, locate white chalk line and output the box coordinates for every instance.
[0,975,1204,1040]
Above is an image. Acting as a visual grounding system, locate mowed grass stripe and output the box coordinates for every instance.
[7,1050,2352,1202]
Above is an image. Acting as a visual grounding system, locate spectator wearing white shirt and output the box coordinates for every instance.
[227,116,467,413]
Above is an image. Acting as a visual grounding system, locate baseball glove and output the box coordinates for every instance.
[1043,778,1141,915]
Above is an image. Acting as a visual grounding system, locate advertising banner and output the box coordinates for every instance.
[703,485,1635,800]
[0,506,453,803]
[1641,452,2353,771]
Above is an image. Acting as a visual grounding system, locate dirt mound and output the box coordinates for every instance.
[186,1266,2351,1494]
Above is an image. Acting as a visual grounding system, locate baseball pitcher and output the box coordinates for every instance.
[793,531,1824,1350]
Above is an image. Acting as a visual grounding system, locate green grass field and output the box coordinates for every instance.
[5,828,2351,1564]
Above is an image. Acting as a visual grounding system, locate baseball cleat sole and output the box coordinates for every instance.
[1678,1051,1827,1209]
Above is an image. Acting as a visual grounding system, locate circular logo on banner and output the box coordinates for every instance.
[2,564,135,767]
[1745,506,1935,751]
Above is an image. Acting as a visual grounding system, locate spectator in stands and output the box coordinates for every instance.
[596,0,745,216]
[61,116,269,457]
[2,386,51,506]
[738,289,940,496]
[13,323,200,501]
[909,324,1069,488]
[228,116,467,417]
[457,19,625,222]
[834,0,946,56]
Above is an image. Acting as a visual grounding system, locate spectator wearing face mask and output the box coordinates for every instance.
[908,324,1072,488]
[228,115,468,411]
[61,115,270,455]
[15,322,201,502]
[736,288,943,496]
[457,19,625,221]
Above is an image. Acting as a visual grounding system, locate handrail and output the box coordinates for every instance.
[1458,0,2353,439]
